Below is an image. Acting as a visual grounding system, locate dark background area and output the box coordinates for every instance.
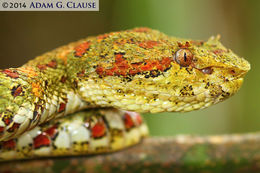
[0,0,259,136]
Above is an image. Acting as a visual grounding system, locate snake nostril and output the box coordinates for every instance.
[230,69,236,75]
[201,67,213,74]
[229,69,246,79]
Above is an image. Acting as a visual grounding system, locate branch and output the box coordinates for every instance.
[0,132,260,173]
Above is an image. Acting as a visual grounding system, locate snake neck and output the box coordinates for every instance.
[0,47,89,141]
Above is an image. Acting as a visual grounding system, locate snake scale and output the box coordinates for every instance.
[0,28,250,161]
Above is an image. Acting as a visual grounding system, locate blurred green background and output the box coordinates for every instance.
[0,0,259,136]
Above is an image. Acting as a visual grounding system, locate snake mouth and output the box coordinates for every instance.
[205,77,243,105]
[174,77,244,110]
[220,77,244,95]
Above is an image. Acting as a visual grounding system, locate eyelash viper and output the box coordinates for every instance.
[0,27,250,161]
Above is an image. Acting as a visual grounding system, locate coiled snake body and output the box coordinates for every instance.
[0,28,250,161]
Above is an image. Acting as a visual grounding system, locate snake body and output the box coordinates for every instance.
[0,28,250,161]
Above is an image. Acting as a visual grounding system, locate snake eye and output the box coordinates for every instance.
[174,49,193,67]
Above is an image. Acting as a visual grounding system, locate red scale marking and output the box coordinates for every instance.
[47,60,57,68]
[44,125,58,139]
[97,32,118,41]
[11,85,23,97]
[2,139,16,150]
[2,69,19,79]
[74,41,91,57]
[139,40,159,49]
[60,75,67,83]
[106,66,117,76]
[133,27,151,33]
[124,113,135,130]
[3,115,12,126]
[37,60,57,71]
[97,33,110,40]
[77,70,85,77]
[135,113,143,125]
[58,103,66,113]
[190,40,204,46]
[213,49,226,55]
[33,132,51,149]
[92,122,106,138]
[0,126,4,133]
[37,64,47,70]
[95,66,104,75]
[7,123,20,133]
[96,55,172,77]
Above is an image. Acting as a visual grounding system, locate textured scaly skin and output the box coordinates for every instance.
[0,28,250,161]
[0,108,148,160]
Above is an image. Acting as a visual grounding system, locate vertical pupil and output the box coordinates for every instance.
[183,52,187,62]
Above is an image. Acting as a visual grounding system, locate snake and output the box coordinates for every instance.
[0,28,250,161]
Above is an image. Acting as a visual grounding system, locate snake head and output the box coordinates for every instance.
[190,35,250,80]
[72,28,250,113]
[165,34,251,112]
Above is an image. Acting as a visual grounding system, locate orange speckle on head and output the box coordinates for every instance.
[139,40,159,49]
[96,66,104,76]
[97,32,116,42]
[116,70,127,76]
[129,69,139,75]
[31,82,42,97]
[74,41,91,57]
[190,40,204,46]
[131,62,142,69]
[47,60,57,68]
[18,67,38,77]
[11,85,23,97]
[115,54,124,62]
[37,64,47,71]
[114,54,130,74]
[105,70,113,76]
[97,33,109,41]
[56,44,76,64]
[77,70,85,77]
[2,69,19,79]
[117,63,130,71]
[96,56,172,77]
[133,27,151,33]
[141,62,153,71]
[161,57,172,65]
[106,66,118,76]
[213,49,226,55]
[156,64,163,71]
